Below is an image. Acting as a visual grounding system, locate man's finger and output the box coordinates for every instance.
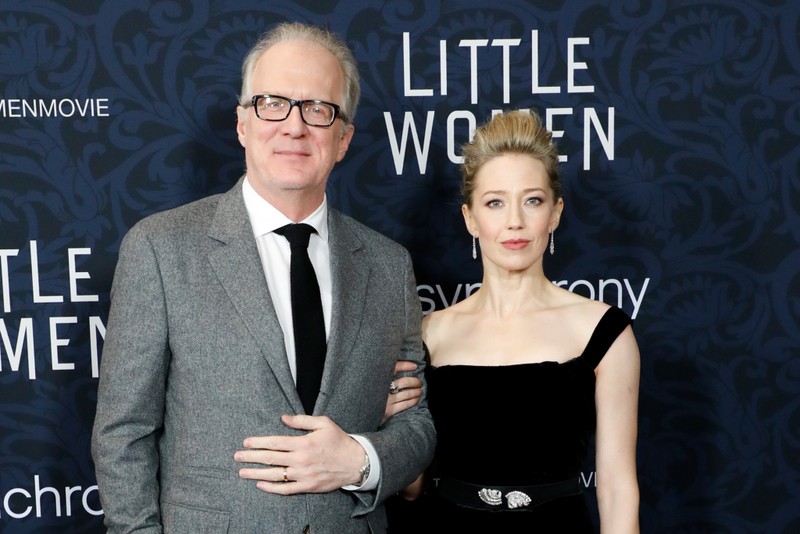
[238,466,293,482]
[234,449,292,466]
[280,413,328,431]
[257,480,308,495]
[243,435,298,451]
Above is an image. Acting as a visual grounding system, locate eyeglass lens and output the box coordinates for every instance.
[255,96,335,126]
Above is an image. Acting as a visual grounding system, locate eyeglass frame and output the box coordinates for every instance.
[246,94,347,127]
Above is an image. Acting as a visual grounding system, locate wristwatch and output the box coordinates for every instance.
[357,453,371,487]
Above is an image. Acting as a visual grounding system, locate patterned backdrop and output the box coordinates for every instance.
[1,0,799,532]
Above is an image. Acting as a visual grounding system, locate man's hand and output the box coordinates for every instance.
[235,414,366,495]
[382,361,423,424]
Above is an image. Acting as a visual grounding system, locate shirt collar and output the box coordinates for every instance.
[242,176,328,242]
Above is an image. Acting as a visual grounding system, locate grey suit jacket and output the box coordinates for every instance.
[91,178,436,534]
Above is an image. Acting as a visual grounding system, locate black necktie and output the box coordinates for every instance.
[274,223,326,414]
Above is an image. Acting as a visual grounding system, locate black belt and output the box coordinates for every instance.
[436,476,581,512]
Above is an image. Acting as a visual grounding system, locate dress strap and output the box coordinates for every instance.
[579,306,632,369]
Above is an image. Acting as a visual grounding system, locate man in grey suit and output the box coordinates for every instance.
[91,22,435,534]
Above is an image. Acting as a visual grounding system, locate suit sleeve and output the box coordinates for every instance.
[351,250,436,514]
[91,225,169,534]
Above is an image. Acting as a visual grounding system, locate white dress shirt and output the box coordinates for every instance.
[242,178,379,491]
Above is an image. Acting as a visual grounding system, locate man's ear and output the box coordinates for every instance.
[336,124,355,162]
[236,106,247,147]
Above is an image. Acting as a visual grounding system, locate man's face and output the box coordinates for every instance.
[237,39,354,207]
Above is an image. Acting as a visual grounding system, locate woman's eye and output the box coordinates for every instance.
[526,197,543,205]
[487,199,502,207]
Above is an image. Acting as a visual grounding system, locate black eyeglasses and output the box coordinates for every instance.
[247,94,345,127]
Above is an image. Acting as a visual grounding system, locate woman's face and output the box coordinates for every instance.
[462,154,563,273]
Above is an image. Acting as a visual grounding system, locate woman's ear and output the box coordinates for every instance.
[461,203,476,236]
[550,197,564,231]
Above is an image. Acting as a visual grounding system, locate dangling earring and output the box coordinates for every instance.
[549,230,555,255]
[472,233,478,259]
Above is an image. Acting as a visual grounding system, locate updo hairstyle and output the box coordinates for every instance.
[460,110,562,207]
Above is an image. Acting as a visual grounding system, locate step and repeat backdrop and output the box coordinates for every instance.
[1,0,799,532]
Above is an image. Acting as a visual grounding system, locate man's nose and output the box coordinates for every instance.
[281,104,307,135]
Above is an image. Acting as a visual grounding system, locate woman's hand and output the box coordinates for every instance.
[382,361,423,424]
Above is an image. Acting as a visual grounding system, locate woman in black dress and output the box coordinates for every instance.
[386,110,640,532]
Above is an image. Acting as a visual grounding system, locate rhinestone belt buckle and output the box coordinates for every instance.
[477,488,532,509]
[477,488,502,506]
[506,490,532,509]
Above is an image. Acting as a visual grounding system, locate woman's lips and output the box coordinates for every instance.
[501,239,530,250]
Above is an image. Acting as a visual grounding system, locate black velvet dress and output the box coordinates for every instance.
[418,306,632,533]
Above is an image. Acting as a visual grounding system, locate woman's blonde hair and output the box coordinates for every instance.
[460,110,562,206]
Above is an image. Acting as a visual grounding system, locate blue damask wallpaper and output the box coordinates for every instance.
[1,0,799,532]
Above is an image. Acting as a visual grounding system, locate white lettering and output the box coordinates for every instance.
[82,485,102,516]
[68,248,98,302]
[417,285,436,315]
[8,99,21,117]
[74,99,90,117]
[546,108,572,162]
[35,475,61,518]
[0,318,35,379]
[624,278,649,320]
[1,478,102,520]
[447,110,476,164]
[22,99,37,117]
[553,278,650,318]
[58,99,75,117]
[459,39,489,104]
[384,111,435,174]
[96,98,109,117]
[531,30,560,94]
[579,471,596,487]
[567,37,594,93]
[3,487,32,519]
[599,279,623,308]
[89,316,106,378]
[50,316,77,371]
[583,107,614,170]
[440,40,447,95]
[403,32,433,97]
[0,248,19,313]
[30,241,63,304]
[65,486,81,516]
[492,38,521,103]
[436,284,462,308]
[39,99,57,117]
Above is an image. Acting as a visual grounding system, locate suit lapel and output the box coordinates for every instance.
[206,178,304,414]
[315,209,371,415]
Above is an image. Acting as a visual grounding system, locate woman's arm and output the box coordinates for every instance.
[595,325,641,533]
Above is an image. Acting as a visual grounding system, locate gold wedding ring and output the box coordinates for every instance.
[283,467,288,482]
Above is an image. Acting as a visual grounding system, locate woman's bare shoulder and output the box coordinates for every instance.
[421,296,475,354]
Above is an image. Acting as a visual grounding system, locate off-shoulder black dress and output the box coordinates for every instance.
[420,306,632,532]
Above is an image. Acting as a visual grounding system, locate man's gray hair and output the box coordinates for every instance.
[239,22,360,125]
